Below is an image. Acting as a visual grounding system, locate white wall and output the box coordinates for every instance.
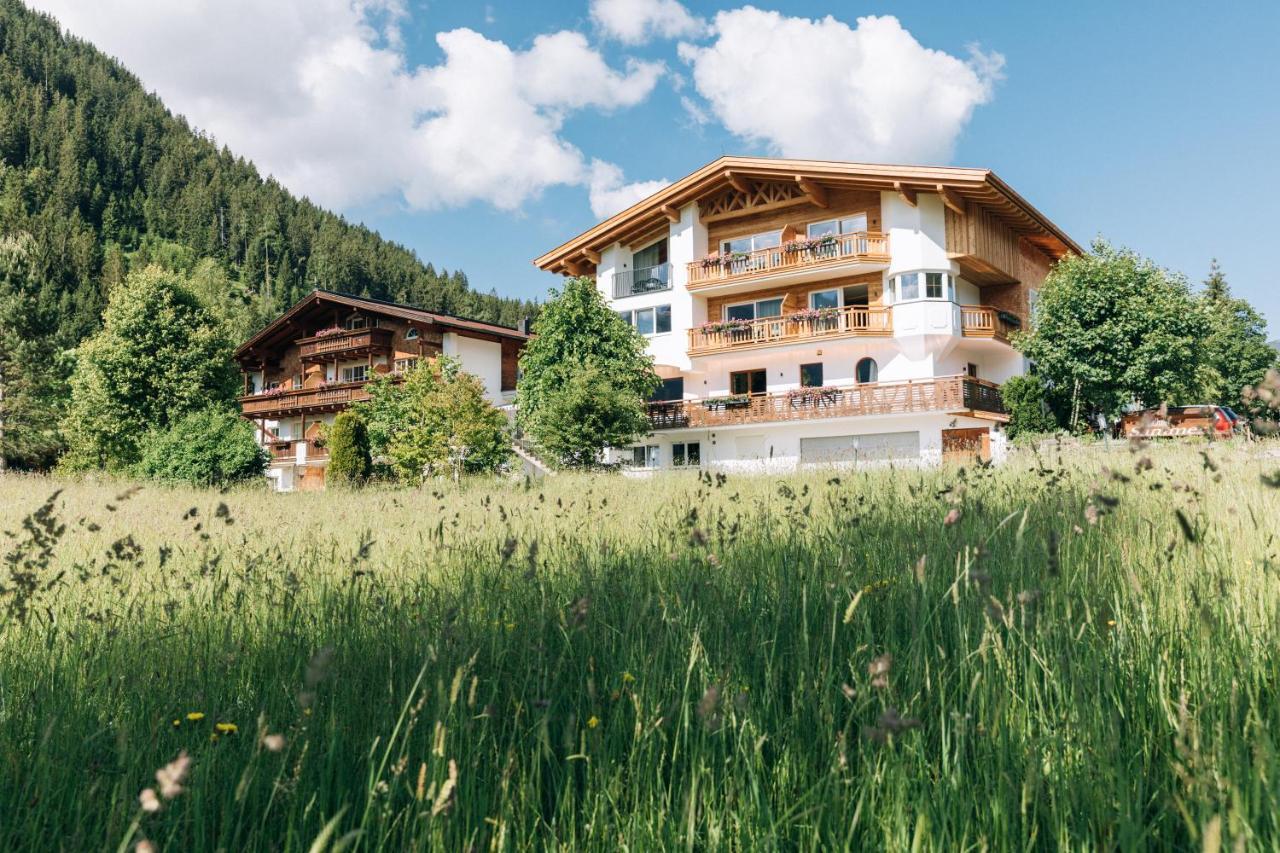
[443,332,503,403]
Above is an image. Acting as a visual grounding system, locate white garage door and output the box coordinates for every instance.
[800,431,920,464]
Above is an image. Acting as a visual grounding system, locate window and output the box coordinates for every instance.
[856,358,878,384]
[925,272,947,299]
[629,445,659,468]
[809,289,840,310]
[807,213,868,237]
[800,363,824,387]
[721,231,781,255]
[265,380,281,391]
[897,272,920,301]
[672,442,701,467]
[651,378,684,402]
[633,237,668,270]
[724,297,783,321]
[393,358,418,375]
[893,271,951,302]
[730,369,767,396]
[618,305,672,335]
[292,374,303,389]
[966,363,979,379]
[345,315,369,330]
[341,364,369,383]
[405,327,420,340]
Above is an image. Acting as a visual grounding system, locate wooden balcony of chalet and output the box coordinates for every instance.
[959,306,1021,344]
[296,327,393,362]
[687,232,889,290]
[647,376,1005,431]
[239,381,374,417]
[689,305,891,356]
[265,438,329,464]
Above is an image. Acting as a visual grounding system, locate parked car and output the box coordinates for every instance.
[1120,405,1238,439]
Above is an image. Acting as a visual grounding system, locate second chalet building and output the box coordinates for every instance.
[535,156,1080,470]
[235,290,529,491]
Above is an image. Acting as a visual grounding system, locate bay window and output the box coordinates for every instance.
[891,271,953,302]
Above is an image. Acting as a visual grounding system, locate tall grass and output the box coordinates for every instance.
[2,441,1279,850]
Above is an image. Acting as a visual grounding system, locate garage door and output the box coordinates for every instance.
[800,431,921,464]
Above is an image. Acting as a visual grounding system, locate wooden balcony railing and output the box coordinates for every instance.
[297,327,393,361]
[239,381,374,416]
[647,376,1004,430]
[264,438,329,462]
[687,232,889,288]
[689,306,891,355]
[959,306,1021,343]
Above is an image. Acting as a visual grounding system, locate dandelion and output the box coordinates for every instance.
[622,672,635,684]
[215,722,238,734]
[587,715,600,729]
[261,733,285,752]
[185,712,205,722]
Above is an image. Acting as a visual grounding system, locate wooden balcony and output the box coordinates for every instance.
[687,232,889,289]
[297,327,393,362]
[647,376,1005,431]
[959,306,1021,344]
[689,306,891,355]
[239,381,374,417]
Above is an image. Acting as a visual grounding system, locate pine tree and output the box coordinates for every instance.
[1199,259,1278,419]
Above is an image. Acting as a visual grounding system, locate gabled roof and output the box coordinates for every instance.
[534,155,1081,275]
[234,289,529,360]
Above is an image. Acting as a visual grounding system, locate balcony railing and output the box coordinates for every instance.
[297,327,393,361]
[612,263,671,298]
[687,232,889,288]
[689,306,891,355]
[239,381,374,416]
[959,306,1021,343]
[647,376,1004,430]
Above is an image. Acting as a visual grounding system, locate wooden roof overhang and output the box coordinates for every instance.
[533,156,1082,277]
[234,289,530,367]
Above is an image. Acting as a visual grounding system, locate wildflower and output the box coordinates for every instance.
[138,788,161,813]
[840,683,856,701]
[587,715,600,729]
[696,685,722,730]
[1084,504,1100,525]
[136,841,156,853]
[1106,619,1117,627]
[185,712,205,722]
[172,719,180,728]
[944,508,962,526]
[215,722,238,735]
[622,672,635,684]
[261,734,285,752]
[867,654,892,689]
[154,751,190,799]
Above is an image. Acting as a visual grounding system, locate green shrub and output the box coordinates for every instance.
[327,410,371,487]
[1002,374,1059,439]
[135,407,266,486]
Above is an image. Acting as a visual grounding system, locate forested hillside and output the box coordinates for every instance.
[0,0,537,468]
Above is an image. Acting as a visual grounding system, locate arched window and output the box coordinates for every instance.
[405,327,420,340]
[856,357,878,384]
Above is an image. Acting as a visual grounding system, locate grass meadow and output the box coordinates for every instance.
[3,440,1280,850]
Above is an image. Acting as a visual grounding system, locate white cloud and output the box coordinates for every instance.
[30,0,663,213]
[588,160,670,218]
[590,0,705,44]
[678,9,1003,164]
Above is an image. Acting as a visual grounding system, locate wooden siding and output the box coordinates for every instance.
[706,188,882,252]
[945,201,1023,284]
[501,338,520,392]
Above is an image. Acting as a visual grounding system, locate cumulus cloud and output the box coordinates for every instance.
[678,9,1003,164]
[588,160,670,218]
[30,0,663,212]
[590,0,705,44]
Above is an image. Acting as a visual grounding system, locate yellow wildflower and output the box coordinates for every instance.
[505,622,516,631]
[621,672,635,684]
[172,719,181,728]
[215,722,238,734]
[587,716,600,729]
[185,712,205,722]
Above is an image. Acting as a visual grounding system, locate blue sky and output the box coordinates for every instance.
[34,0,1280,335]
